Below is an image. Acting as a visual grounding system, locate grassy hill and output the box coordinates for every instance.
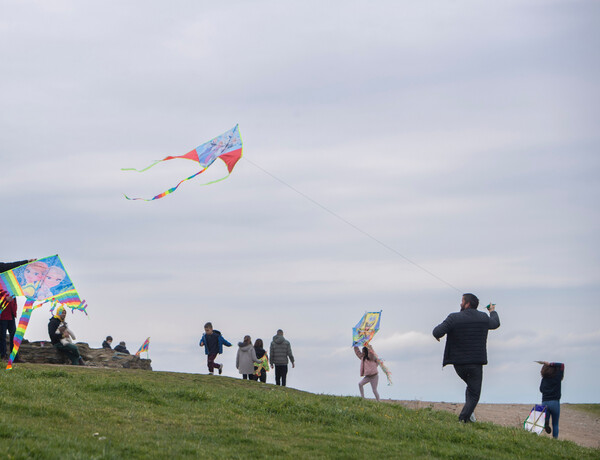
[0,365,597,459]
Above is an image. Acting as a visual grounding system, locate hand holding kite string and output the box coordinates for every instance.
[121,125,243,201]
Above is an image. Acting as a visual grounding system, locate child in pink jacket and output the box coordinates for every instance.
[354,345,380,401]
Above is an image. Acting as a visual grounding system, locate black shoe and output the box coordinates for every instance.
[218,364,223,375]
[545,425,551,434]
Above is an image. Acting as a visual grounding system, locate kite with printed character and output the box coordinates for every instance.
[352,311,392,385]
[0,255,87,369]
[122,124,243,201]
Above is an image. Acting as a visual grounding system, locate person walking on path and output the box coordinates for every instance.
[269,329,295,386]
[354,345,380,401]
[236,335,260,380]
[48,306,85,365]
[199,322,232,375]
[432,293,500,422]
[537,360,565,438]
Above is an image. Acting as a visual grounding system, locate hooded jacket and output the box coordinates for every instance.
[199,330,232,355]
[432,308,500,366]
[269,334,294,366]
[236,342,259,374]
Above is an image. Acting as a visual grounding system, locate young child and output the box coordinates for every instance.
[199,322,232,375]
[537,361,565,438]
[354,344,380,402]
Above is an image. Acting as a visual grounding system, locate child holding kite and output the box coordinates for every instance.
[354,345,380,402]
[199,322,232,375]
[536,361,565,438]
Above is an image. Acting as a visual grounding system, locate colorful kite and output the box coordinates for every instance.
[254,354,269,376]
[352,311,382,348]
[352,311,392,384]
[122,124,243,201]
[0,255,86,370]
[135,337,150,357]
[524,405,548,435]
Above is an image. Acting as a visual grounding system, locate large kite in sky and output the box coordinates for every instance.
[0,255,87,369]
[122,124,243,201]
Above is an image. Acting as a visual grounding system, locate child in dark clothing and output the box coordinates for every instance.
[536,360,565,439]
[199,322,232,375]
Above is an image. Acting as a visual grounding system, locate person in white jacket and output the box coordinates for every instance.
[236,335,260,380]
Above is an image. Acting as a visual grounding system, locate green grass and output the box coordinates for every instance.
[0,365,598,459]
[567,404,600,417]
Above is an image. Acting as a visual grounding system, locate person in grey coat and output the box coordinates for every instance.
[433,293,500,423]
[269,329,295,386]
[236,335,259,380]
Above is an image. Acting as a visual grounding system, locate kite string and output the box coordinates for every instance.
[243,157,462,293]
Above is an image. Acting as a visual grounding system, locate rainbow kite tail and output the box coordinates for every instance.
[6,301,34,369]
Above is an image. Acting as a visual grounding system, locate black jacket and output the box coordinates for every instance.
[540,363,564,401]
[433,308,500,366]
[48,317,63,345]
[0,260,29,273]
[114,344,130,354]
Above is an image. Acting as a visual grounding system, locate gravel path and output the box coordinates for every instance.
[386,400,600,449]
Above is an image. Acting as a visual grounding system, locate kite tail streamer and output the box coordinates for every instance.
[124,167,209,201]
[377,358,392,385]
[6,300,34,370]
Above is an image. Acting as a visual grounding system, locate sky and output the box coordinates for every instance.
[1,0,599,404]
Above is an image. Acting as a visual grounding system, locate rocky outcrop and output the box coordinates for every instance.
[8,339,152,370]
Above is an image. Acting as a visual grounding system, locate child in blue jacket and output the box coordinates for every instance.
[199,322,232,374]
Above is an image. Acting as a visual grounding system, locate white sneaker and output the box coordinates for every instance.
[469,413,477,423]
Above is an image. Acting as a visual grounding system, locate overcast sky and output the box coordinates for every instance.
[1,1,598,404]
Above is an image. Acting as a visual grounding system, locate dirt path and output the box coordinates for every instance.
[386,401,600,449]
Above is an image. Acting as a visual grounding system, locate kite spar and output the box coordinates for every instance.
[122,124,243,201]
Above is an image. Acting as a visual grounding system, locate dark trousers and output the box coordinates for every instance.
[454,364,483,421]
[0,319,16,358]
[53,343,81,365]
[275,364,288,386]
[249,368,267,383]
[207,353,220,373]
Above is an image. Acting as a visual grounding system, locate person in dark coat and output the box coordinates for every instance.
[432,293,500,422]
[536,361,565,438]
[48,306,84,365]
[102,336,113,349]
[114,341,130,354]
[269,329,295,386]
[250,338,267,383]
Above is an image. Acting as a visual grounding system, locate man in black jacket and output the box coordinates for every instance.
[433,293,500,422]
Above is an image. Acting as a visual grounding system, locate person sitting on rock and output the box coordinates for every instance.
[48,306,85,365]
[102,336,113,349]
[114,341,130,354]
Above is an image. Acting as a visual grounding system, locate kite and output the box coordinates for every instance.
[135,337,150,357]
[352,311,392,385]
[524,405,548,435]
[122,124,243,201]
[0,255,87,370]
[254,354,269,376]
[352,311,382,348]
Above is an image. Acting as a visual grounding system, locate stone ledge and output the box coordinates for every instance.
[8,339,152,370]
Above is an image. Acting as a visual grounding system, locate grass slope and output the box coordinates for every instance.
[0,365,598,459]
